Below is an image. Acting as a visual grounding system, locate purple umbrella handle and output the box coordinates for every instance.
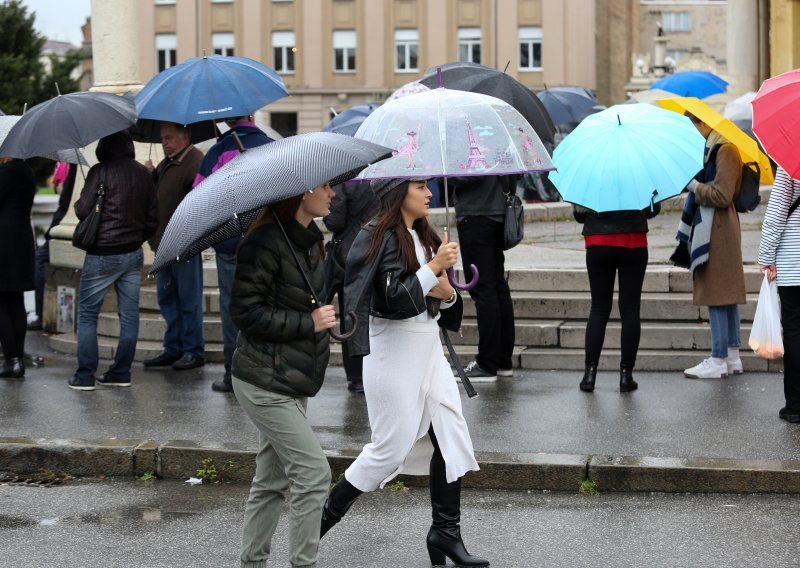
[448,265,479,291]
[329,311,358,342]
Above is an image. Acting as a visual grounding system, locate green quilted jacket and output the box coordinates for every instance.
[230,219,330,397]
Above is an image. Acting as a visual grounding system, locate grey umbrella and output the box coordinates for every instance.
[0,91,136,159]
[0,116,87,164]
[151,132,391,273]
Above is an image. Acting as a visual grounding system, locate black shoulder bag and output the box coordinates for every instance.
[72,165,106,251]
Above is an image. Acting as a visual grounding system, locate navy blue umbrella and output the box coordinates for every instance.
[135,55,288,125]
[650,70,728,99]
[322,103,381,137]
[536,86,597,130]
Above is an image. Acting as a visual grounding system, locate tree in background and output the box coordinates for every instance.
[0,0,45,114]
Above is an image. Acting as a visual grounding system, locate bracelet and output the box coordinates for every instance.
[446,290,457,303]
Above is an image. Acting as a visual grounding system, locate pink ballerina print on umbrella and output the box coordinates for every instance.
[393,129,419,169]
[518,126,547,166]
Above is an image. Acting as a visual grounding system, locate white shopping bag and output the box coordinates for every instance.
[748,274,784,359]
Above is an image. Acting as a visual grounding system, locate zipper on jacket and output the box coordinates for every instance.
[385,271,391,307]
[398,280,421,313]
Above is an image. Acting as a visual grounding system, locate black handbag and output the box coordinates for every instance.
[503,190,524,250]
[72,165,106,251]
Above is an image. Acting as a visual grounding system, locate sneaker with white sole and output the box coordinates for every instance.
[497,368,514,377]
[683,358,728,379]
[455,360,497,383]
[725,357,743,375]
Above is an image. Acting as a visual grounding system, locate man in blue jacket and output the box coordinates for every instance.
[193,116,274,392]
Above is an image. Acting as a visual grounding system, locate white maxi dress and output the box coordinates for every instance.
[345,228,480,492]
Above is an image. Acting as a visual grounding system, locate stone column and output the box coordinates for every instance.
[726,0,759,97]
[45,0,144,329]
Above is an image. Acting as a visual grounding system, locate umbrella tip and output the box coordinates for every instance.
[617,114,621,126]
[502,61,510,74]
[55,82,61,96]
[437,67,443,88]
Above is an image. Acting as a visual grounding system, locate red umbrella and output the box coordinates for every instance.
[752,69,800,178]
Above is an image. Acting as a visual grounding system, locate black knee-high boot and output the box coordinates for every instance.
[320,475,362,538]
[426,428,489,567]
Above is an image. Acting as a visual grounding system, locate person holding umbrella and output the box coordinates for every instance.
[321,179,488,568]
[192,115,274,393]
[680,112,747,379]
[229,183,337,568]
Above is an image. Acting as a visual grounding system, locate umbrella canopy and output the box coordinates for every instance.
[535,86,597,130]
[549,104,706,212]
[724,91,756,122]
[0,91,136,159]
[657,96,773,184]
[322,103,381,137]
[0,115,87,164]
[419,62,557,149]
[650,70,728,99]
[752,69,800,179]
[386,81,430,102]
[626,89,675,105]
[135,55,288,125]
[151,132,391,273]
[354,87,554,181]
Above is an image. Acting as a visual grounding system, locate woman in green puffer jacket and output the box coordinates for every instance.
[229,183,337,568]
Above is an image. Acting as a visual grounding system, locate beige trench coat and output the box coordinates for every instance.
[692,143,747,306]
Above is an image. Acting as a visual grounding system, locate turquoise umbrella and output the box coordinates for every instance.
[549,103,705,212]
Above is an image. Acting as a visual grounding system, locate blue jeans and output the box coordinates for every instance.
[215,251,237,381]
[707,304,741,358]
[155,255,205,358]
[74,249,143,382]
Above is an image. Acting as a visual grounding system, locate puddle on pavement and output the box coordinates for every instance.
[0,507,199,530]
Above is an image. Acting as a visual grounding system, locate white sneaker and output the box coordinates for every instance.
[497,368,514,377]
[725,357,744,375]
[684,358,728,379]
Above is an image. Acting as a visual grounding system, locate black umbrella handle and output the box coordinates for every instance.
[329,311,358,342]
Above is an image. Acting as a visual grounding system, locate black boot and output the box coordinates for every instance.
[579,363,597,392]
[620,364,638,392]
[320,475,362,538]
[0,357,24,378]
[427,429,489,567]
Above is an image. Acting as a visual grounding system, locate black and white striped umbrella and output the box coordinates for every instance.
[151,132,392,273]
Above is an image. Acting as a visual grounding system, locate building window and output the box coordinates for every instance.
[333,30,356,72]
[154,0,176,4]
[156,34,177,72]
[518,27,542,71]
[272,31,295,73]
[395,29,419,72]
[271,112,297,137]
[662,12,691,33]
[458,28,481,64]
[212,32,235,56]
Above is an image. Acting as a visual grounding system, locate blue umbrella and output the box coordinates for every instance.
[535,86,597,129]
[322,103,381,137]
[135,55,288,125]
[650,70,728,99]
[549,104,705,212]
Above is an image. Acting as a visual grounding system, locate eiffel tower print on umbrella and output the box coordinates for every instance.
[352,83,555,290]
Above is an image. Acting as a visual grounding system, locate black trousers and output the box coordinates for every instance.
[33,240,50,318]
[778,286,800,412]
[0,291,27,360]
[584,246,648,368]
[457,217,514,373]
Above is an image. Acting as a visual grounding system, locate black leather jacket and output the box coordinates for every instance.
[343,221,429,357]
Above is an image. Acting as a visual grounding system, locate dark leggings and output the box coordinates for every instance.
[0,291,27,360]
[779,286,800,412]
[584,246,648,368]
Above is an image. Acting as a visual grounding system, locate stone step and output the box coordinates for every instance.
[49,333,226,364]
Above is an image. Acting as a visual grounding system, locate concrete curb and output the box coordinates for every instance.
[2,436,799,494]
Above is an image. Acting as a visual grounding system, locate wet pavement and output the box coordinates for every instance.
[2,478,799,567]
[4,332,800,463]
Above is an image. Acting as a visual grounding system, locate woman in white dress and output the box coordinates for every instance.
[320,178,488,567]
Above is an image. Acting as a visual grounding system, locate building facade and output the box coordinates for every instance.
[136,0,597,135]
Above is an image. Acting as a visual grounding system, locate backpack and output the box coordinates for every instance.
[705,144,761,213]
[734,161,761,213]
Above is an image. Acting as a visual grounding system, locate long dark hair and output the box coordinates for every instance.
[245,194,325,258]
[366,181,442,272]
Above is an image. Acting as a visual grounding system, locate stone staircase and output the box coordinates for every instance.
[48,260,777,373]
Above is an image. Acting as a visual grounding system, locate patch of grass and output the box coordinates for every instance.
[386,480,407,492]
[138,471,156,481]
[578,480,599,496]
[196,457,237,484]
[36,186,56,195]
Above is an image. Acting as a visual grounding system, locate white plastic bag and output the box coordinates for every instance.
[748,274,784,359]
